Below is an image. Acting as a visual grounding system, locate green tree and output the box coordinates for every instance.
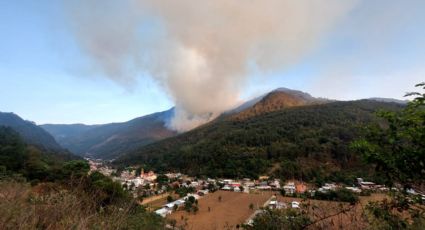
[353,83,425,186]
[352,83,425,229]
[61,160,89,179]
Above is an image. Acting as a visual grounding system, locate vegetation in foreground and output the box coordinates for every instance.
[0,128,164,229]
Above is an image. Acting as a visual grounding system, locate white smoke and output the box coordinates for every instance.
[67,0,358,131]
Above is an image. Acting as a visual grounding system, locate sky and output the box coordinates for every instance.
[0,0,424,126]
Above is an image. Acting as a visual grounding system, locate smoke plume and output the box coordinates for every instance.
[67,0,357,131]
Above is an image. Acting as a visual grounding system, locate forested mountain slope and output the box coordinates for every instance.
[42,108,177,159]
[116,100,404,183]
[0,112,65,152]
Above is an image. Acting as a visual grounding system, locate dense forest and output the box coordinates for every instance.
[116,100,404,184]
[0,126,72,182]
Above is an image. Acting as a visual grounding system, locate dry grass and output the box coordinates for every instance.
[168,190,275,230]
[0,180,163,230]
[167,191,389,230]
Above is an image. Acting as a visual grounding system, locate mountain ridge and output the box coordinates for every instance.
[41,108,177,159]
[0,112,64,152]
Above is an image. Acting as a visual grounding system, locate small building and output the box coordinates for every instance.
[222,185,232,190]
[155,208,171,217]
[359,182,377,190]
[296,183,307,193]
[283,182,296,195]
[291,201,300,209]
[198,189,209,196]
[345,187,362,193]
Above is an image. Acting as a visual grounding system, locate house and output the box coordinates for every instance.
[283,182,296,195]
[155,208,172,217]
[184,194,200,201]
[318,183,337,193]
[359,182,377,190]
[244,181,256,187]
[140,169,157,181]
[190,181,199,187]
[296,183,307,193]
[222,185,232,190]
[345,187,362,193]
[198,189,209,196]
[257,185,272,190]
[291,201,300,209]
[163,199,185,209]
[357,178,380,190]
[230,183,241,188]
[223,179,233,184]
[268,200,286,209]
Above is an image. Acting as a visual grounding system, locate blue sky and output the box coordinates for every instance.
[0,0,424,125]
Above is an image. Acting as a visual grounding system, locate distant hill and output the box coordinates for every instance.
[0,112,64,152]
[41,123,100,144]
[42,108,177,160]
[115,99,404,182]
[368,97,409,104]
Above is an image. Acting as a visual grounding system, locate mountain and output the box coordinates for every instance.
[0,112,64,152]
[41,123,100,144]
[368,97,409,104]
[115,99,404,182]
[42,108,177,160]
[230,88,327,120]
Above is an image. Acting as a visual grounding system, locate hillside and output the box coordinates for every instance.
[231,88,327,120]
[115,100,404,182]
[41,123,100,144]
[42,108,177,159]
[0,112,65,152]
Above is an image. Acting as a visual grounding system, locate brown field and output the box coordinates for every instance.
[166,191,387,230]
[168,190,275,230]
[275,193,387,230]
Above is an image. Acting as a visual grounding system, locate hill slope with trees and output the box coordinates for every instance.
[42,108,177,159]
[0,112,65,152]
[116,100,404,183]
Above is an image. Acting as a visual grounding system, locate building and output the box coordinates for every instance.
[283,182,296,195]
[155,208,172,217]
[345,186,362,193]
[140,169,157,181]
[357,178,379,190]
[296,183,307,193]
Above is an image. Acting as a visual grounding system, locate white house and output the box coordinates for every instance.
[155,208,172,217]
[283,182,296,194]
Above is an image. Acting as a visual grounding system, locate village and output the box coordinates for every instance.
[88,159,425,229]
